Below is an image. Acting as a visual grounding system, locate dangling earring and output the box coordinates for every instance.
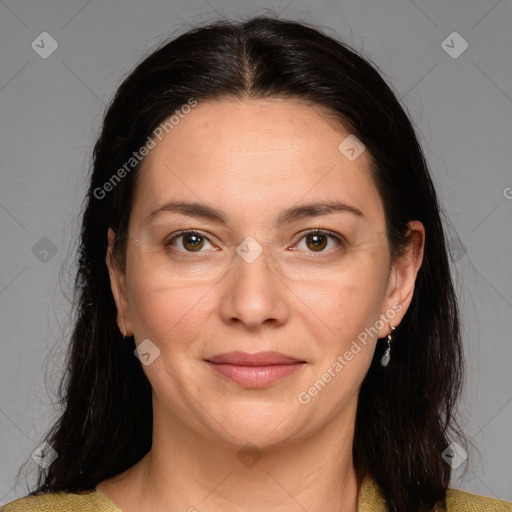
[380,325,395,367]
[120,318,128,339]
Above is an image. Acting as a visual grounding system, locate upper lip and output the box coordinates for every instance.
[205,351,305,366]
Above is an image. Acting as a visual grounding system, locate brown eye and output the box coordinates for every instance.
[165,230,214,253]
[305,233,328,251]
[293,229,345,253]
[181,232,204,252]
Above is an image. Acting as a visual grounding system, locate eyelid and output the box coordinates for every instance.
[165,229,219,252]
[289,228,346,250]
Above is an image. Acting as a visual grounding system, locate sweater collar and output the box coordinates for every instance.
[357,473,388,512]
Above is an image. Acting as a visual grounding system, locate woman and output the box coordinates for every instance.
[3,15,510,512]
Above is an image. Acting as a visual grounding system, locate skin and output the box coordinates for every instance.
[101,98,425,512]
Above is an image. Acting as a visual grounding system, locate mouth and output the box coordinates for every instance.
[204,351,307,388]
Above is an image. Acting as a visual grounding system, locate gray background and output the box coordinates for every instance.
[1,0,511,505]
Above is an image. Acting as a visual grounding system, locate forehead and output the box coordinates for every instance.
[131,98,384,229]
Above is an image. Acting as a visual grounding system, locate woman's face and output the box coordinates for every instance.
[107,98,423,447]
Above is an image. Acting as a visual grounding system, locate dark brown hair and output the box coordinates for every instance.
[19,15,465,512]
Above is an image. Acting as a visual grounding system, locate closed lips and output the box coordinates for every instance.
[205,351,306,366]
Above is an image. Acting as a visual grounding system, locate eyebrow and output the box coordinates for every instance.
[147,200,365,225]
[275,200,365,226]
[148,201,228,224]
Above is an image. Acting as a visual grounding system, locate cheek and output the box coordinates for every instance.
[292,253,388,334]
[126,271,213,348]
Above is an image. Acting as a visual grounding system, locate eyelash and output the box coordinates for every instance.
[164,229,345,254]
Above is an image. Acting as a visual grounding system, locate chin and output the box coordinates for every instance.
[205,402,305,447]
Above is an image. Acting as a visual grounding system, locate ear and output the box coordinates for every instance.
[378,220,425,337]
[106,227,133,337]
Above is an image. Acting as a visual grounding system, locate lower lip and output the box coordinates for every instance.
[206,362,305,388]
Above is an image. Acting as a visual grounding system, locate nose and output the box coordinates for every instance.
[219,242,289,331]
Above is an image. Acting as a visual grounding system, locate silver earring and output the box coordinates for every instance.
[380,325,395,367]
[120,319,128,339]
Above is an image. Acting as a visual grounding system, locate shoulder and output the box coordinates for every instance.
[359,474,510,512]
[444,487,511,512]
[0,490,121,512]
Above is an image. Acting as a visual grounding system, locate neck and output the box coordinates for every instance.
[97,398,361,512]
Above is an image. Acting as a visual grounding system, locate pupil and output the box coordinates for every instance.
[307,234,327,251]
[185,233,203,251]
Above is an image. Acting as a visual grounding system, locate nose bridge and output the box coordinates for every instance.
[220,237,287,327]
[234,237,274,279]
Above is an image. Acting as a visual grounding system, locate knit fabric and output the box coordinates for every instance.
[2,474,511,511]
[357,476,511,512]
[1,489,120,512]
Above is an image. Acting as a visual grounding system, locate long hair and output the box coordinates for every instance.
[19,15,465,512]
